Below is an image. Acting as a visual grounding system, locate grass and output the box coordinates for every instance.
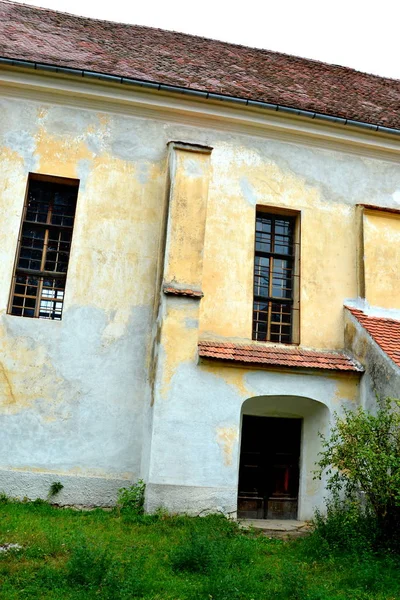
[1,500,400,599]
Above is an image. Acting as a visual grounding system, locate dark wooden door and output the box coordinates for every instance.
[237,416,301,519]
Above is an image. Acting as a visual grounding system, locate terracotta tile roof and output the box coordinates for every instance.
[346,306,400,368]
[1,1,400,130]
[198,341,363,372]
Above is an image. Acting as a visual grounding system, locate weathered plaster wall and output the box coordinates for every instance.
[363,210,400,310]
[0,98,167,501]
[1,88,399,506]
[200,142,400,349]
[147,299,361,518]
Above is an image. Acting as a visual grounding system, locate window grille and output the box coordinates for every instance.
[8,176,79,320]
[253,212,299,343]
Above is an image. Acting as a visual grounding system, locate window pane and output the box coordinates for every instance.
[271,259,293,299]
[255,216,272,253]
[39,277,65,320]
[270,302,292,343]
[11,274,39,318]
[273,218,294,254]
[25,182,51,223]
[253,255,270,297]
[51,188,77,227]
[253,301,269,341]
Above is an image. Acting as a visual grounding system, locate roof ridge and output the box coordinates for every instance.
[345,305,400,324]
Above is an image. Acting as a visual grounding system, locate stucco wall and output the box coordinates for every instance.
[363,210,400,310]
[0,87,399,506]
[147,294,360,518]
[0,98,166,500]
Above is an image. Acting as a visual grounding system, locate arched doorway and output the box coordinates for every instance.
[237,395,329,521]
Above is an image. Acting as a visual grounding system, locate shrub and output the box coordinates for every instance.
[303,495,378,558]
[117,479,145,514]
[315,397,400,549]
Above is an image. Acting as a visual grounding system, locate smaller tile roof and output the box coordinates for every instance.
[198,341,362,372]
[346,306,400,368]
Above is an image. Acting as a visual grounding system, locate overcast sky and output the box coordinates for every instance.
[11,0,400,80]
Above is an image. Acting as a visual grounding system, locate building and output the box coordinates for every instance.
[0,0,399,520]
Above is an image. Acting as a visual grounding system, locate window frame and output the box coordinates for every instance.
[8,173,79,321]
[252,207,301,345]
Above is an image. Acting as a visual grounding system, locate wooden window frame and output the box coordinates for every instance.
[8,173,79,321]
[252,207,300,345]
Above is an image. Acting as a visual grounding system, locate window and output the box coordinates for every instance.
[253,210,300,344]
[8,175,79,320]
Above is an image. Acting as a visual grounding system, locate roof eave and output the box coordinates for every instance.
[1,56,400,137]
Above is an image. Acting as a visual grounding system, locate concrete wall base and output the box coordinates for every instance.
[145,483,237,516]
[0,468,131,507]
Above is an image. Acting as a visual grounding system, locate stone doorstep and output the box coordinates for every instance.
[238,519,312,538]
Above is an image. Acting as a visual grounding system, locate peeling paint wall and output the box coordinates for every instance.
[0,98,166,502]
[363,211,400,310]
[0,86,398,509]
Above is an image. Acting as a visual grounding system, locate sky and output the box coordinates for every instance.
[10,0,400,80]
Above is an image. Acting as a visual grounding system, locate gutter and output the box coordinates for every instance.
[1,56,400,137]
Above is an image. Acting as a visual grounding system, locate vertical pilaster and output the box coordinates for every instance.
[355,204,366,299]
[144,142,214,512]
[162,141,213,295]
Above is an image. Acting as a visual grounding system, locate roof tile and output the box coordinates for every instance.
[346,307,400,368]
[1,1,400,129]
[198,341,363,372]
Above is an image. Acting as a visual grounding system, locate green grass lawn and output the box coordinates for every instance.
[1,500,399,599]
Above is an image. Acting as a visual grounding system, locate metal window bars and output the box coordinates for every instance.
[9,178,78,320]
[252,213,299,344]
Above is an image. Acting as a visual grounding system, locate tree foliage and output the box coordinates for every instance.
[316,397,400,542]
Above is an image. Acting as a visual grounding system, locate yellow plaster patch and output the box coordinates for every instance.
[164,148,211,289]
[334,377,359,403]
[34,127,94,178]
[160,301,199,398]
[68,156,163,330]
[363,211,400,310]
[0,324,67,415]
[201,364,251,398]
[216,426,238,466]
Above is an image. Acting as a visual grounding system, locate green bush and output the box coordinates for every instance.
[315,397,400,550]
[302,496,377,558]
[117,479,146,514]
